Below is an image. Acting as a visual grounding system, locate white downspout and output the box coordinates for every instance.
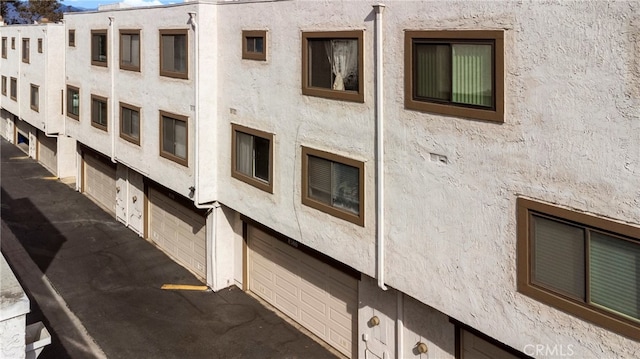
[109,16,116,163]
[42,27,55,138]
[397,291,404,359]
[373,4,387,291]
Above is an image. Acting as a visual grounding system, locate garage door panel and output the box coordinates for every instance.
[84,154,116,214]
[275,273,298,299]
[38,133,57,175]
[300,310,327,337]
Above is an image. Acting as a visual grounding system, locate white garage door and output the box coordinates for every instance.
[248,226,358,358]
[83,152,117,215]
[148,187,206,280]
[38,132,57,176]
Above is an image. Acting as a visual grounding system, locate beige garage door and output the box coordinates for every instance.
[248,226,358,358]
[461,329,520,359]
[38,132,57,176]
[148,187,206,280]
[83,152,117,215]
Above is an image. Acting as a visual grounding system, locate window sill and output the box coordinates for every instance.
[302,87,364,103]
[160,151,188,167]
[405,98,504,123]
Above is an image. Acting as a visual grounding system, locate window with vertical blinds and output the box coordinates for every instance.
[405,30,504,122]
[231,124,273,193]
[159,111,188,166]
[517,198,640,341]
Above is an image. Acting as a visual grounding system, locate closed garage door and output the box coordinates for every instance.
[83,151,117,215]
[148,187,206,280]
[248,226,357,358]
[38,132,57,175]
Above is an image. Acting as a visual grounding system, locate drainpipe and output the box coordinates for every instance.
[188,11,217,290]
[109,16,116,164]
[397,291,404,359]
[373,4,387,291]
[42,26,57,138]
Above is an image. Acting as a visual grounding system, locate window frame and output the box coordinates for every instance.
[91,30,108,67]
[11,37,15,50]
[119,102,141,145]
[66,85,80,120]
[242,30,267,61]
[301,30,364,103]
[301,146,364,226]
[69,30,75,47]
[159,29,189,79]
[30,84,39,112]
[517,197,640,341]
[90,95,108,131]
[10,77,17,101]
[159,110,188,166]
[22,38,29,63]
[404,30,504,123]
[231,124,274,193]
[37,38,43,53]
[1,76,6,96]
[119,29,141,72]
[2,37,7,58]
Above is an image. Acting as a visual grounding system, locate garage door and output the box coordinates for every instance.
[38,132,57,175]
[248,226,357,358]
[148,187,206,280]
[83,151,117,215]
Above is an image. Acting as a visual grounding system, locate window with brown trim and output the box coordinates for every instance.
[1,76,6,96]
[302,30,364,103]
[159,29,188,79]
[517,197,640,341]
[120,30,140,71]
[242,30,267,61]
[301,146,364,226]
[30,84,39,112]
[159,111,188,166]
[1,37,7,58]
[66,85,80,120]
[404,30,504,122]
[231,124,273,193]
[37,38,43,53]
[91,95,108,131]
[69,30,75,47]
[91,30,108,67]
[11,37,15,49]
[22,38,30,63]
[120,102,140,145]
[10,77,17,100]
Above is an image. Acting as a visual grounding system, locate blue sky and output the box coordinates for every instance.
[61,0,181,10]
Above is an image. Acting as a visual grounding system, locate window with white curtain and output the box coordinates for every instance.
[231,124,273,193]
[302,146,364,226]
[302,30,364,102]
[160,29,188,79]
[517,198,640,341]
[120,30,140,71]
[160,111,188,166]
[405,30,504,122]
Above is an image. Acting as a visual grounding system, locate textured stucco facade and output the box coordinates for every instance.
[0,255,30,359]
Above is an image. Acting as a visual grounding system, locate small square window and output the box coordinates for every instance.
[30,84,39,112]
[37,38,43,53]
[302,31,364,103]
[405,30,504,122]
[69,30,75,47]
[517,197,640,341]
[1,76,6,96]
[301,146,364,226]
[91,95,108,131]
[1,37,7,58]
[10,77,17,100]
[91,30,108,67]
[159,29,188,79]
[66,85,80,120]
[120,30,140,71]
[231,124,273,193]
[159,111,188,166]
[120,102,141,145]
[22,38,29,63]
[11,37,15,50]
[242,30,267,61]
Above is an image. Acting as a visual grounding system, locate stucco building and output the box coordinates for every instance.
[1,1,639,358]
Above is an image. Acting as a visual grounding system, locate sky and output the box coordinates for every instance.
[61,0,181,10]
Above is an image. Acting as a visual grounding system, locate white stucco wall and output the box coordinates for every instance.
[0,254,30,359]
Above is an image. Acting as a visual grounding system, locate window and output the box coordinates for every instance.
[159,111,188,166]
[405,30,504,122]
[37,38,43,53]
[231,124,273,193]
[30,84,39,112]
[301,146,364,226]
[10,77,17,100]
[2,37,6,58]
[66,85,80,120]
[302,31,364,102]
[91,95,108,131]
[120,102,140,145]
[159,29,188,79]
[22,38,29,63]
[1,76,6,96]
[120,30,140,71]
[91,30,108,66]
[11,37,15,49]
[242,30,267,61]
[69,30,75,47]
[517,197,640,341]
